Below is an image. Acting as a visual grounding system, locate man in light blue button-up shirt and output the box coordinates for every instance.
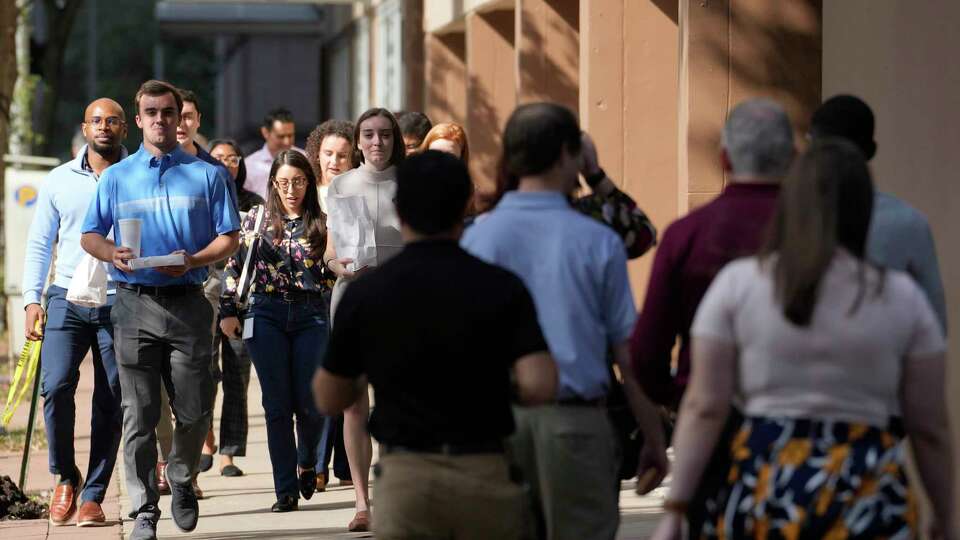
[21,97,128,526]
[461,103,667,540]
[79,80,239,539]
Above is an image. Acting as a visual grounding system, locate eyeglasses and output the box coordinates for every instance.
[214,155,241,166]
[273,177,309,191]
[85,116,124,128]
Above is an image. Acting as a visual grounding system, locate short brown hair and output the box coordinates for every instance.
[135,80,183,118]
[178,89,200,112]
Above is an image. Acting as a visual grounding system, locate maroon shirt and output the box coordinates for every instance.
[630,182,780,407]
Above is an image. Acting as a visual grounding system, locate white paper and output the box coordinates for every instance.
[128,254,186,270]
[65,253,108,307]
[326,195,377,272]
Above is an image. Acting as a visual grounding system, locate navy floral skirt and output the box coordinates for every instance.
[702,417,916,539]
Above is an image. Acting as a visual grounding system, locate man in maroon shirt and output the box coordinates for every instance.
[631,98,795,407]
[631,98,794,537]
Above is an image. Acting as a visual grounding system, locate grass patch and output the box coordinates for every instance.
[0,425,47,453]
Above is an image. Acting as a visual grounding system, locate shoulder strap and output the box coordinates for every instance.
[235,205,266,307]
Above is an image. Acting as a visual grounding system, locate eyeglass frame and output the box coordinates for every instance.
[214,154,241,167]
[272,177,309,191]
[84,116,125,128]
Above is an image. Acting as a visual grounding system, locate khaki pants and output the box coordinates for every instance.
[509,405,620,540]
[374,452,525,540]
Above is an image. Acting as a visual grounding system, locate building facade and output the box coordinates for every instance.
[324,0,960,507]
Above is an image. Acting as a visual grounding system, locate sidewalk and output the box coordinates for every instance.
[0,358,124,539]
[1,360,665,539]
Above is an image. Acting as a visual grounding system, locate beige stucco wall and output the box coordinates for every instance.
[824,0,960,511]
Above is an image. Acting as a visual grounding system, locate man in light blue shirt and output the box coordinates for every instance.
[22,97,128,527]
[461,103,667,540]
[80,80,239,540]
[811,95,947,332]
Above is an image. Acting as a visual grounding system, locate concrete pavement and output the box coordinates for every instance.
[1,360,667,539]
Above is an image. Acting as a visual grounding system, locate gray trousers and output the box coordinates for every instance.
[112,287,214,516]
[156,271,223,460]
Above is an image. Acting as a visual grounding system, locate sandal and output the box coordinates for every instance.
[348,510,371,532]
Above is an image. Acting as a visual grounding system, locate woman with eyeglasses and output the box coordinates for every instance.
[321,107,406,532]
[218,150,330,513]
[210,139,265,214]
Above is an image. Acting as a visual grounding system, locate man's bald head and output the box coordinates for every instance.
[84,98,125,121]
[82,98,127,154]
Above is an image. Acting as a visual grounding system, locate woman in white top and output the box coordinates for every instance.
[320,107,406,533]
[652,139,955,539]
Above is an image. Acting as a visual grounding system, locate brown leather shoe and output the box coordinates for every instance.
[76,500,106,527]
[157,462,171,495]
[315,472,327,493]
[49,475,81,526]
[192,475,204,500]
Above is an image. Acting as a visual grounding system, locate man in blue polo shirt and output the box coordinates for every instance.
[81,79,239,540]
[461,103,668,540]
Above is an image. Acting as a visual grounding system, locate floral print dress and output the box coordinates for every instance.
[220,205,330,318]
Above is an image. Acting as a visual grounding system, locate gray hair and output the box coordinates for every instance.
[720,98,794,177]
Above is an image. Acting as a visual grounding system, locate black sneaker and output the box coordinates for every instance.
[170,481,199,532]
[129,513,158,540]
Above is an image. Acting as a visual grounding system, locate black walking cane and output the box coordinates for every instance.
[18,351,42,491]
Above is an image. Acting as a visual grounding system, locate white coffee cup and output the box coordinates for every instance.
[118,218,142,258]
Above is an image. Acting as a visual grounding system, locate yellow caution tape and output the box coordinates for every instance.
[1,322,43,427]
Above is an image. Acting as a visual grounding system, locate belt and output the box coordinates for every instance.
[262,290,324,303]
[119,282,203,297]
[556,396,606,407]
[383,440,504,456]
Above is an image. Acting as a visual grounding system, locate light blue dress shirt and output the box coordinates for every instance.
[82,144,240,286]
[462,191,637,400]
[22,145,126,307]
[867,191,947,332]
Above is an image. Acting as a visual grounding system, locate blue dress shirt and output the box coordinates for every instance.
[462,191,637,400]
[82,144,240,286]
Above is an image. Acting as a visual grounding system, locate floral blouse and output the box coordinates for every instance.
[220,205,329,317]
[573,187,657,259]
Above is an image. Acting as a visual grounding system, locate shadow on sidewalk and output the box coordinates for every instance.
[195,499,356,519]
[158,526,370,539]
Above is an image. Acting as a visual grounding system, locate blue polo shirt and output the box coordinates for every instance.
[461,191,637,400]
[82,144,240,286]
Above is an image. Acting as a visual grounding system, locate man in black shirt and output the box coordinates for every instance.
[313,150,557,539]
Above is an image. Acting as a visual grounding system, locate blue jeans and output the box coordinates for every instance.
[244,293,328,499]
[39,285,121,503]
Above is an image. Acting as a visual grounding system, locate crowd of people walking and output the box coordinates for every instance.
[20,76,955,540]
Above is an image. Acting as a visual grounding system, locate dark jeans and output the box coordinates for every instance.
[317,414,351,481]
[244,293,328,499]
[39,285,121,503]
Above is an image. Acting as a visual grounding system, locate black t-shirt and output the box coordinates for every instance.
[323,239,547,446]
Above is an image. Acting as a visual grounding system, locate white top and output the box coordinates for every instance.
[692,250,945,427]
[327,164,402,319]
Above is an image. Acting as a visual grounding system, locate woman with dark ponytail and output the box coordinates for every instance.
[652,139,954,539]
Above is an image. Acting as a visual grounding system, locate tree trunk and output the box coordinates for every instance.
[36,0,84,156]
[1,0,19,354]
